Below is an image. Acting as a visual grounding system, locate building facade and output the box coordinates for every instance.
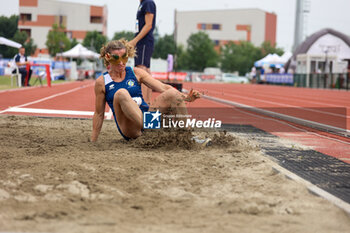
[18,0,107,54]
[174,8,276,49]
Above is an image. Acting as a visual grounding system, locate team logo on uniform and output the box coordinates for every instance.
[127,79,135,87]
[143,110,161,129]
[109,84,115,90]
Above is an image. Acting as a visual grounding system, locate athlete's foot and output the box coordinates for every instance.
[192,136,212,147]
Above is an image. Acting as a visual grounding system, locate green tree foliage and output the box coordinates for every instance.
[13,31,37,56]
[174,45,189,71]
[153,26,160,42]
[112,31,134,41]
[83,30,108,53]
[23,38,37,56]
[70,38,79,48]
[186,32,218,71]
[260,41,284,57]
[0,15,18,39]
[220,40,285,75]
[0,15,37,58]
[152,34,176,59]
[220,41,262,75]
[45,24,71,57]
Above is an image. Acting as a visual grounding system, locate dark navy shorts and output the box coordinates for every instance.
[135,43,154,68]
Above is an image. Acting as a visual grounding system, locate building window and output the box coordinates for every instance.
[20,13,32,22]
[197,23,222,30]
[90,16,103,24]
[212,24,221,30]
[20,29,31,38]
[54,15,67,27]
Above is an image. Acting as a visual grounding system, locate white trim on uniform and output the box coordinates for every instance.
[141,45,146,65]
[103,72,113,85]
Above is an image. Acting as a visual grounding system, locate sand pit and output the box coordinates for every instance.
[0,115,349,233]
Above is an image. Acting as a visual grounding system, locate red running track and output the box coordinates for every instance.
[0,81,349,163]
[184,83,350,131]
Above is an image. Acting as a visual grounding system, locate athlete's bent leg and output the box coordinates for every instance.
[150,88,188,116]
[136,65,152,105]
[113,88,143,138]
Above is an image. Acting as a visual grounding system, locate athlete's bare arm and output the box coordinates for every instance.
[91,76,106,142]
[134,67,171,93]
[133,67,201,102]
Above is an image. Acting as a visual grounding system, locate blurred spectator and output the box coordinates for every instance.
[13,47,32,86]
[279,66,285,74]
[250,66,256,83]
[0,54,4,75]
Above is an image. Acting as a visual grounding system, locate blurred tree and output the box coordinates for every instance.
[112,31,134,41]
[0,16,37,58]
[186,31,218,71]
[70,38,79,48]
[0,15,20,58]
[23,38,37,56]
[174,44,189,71]
[83,30,108,53]
[152,34,176,59]
[12,31,37,56]
[260,41,284,57]
[221,41,262,75]
[0,15,18,39]
[153,26,160,43]
[46,24,71,57]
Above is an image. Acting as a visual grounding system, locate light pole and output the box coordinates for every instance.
[323,47,329,88]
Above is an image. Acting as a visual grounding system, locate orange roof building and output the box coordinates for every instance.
[18,0,107,55]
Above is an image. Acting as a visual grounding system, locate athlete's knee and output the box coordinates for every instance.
[129,130,142,139]
[164,88,181,101]
[114,88,131,102]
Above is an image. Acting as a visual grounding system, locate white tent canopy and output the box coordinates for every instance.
[254,53,286,67]
[0,37,22,48]
[57,43,99,59]
[279,51,292,63]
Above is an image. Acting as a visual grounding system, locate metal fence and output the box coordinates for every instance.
[294,73,350,90]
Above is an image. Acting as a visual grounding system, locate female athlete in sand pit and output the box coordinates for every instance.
[91,39,200,142]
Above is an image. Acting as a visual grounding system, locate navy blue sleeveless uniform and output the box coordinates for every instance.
[104,67,149,140]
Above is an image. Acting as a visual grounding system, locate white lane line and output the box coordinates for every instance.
[5,107,96,116]
[207,89,349,119]
[0,80,91,94]
[0,83,94,114]
[3,107,114,119]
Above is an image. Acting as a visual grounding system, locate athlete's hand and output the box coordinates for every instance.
[128,39,137,48]
[184,89,201,102]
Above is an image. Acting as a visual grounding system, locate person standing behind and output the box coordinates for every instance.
[129,0,156,105]
[14,47,32,86]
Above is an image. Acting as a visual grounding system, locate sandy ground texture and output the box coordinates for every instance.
[0,115,350,233]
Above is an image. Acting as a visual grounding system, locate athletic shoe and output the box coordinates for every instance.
[192,136,212,147]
